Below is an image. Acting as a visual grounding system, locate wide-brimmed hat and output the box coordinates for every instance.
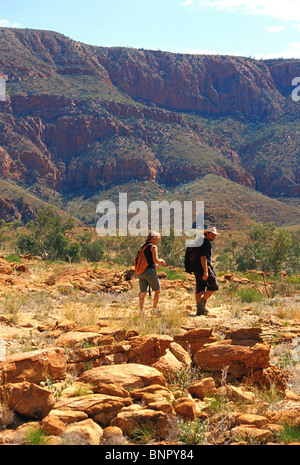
[204,226,220,235]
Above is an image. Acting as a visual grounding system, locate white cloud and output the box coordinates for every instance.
[175,46,245,56]
[256,42,300,58]
[264,25,285,33]
[182,0,193,5]
[0,19,21,28]
[197,0,300,22]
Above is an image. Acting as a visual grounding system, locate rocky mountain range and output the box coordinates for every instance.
[0,27,299,227]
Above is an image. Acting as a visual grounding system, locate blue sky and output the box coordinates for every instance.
[1,0,300,58]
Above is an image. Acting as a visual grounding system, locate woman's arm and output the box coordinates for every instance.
[151,245,166,267]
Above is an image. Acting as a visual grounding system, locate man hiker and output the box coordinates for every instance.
[134,231,166,315]
[185,226,220,316]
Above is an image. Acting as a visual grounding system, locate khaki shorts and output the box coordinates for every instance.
[139,267,160,293]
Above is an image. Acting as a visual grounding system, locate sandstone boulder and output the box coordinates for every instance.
[173,397,197,421]
[66,343,130,375]
[54,393,132,426]
[0,421,41,445]
[110,405,170,438]
[42,415,66,436]
[130,384,174,411]
[0,258,13,275]
[78,363,167,390]
[152,349,189,378]
[0,347,66,384]
[63,418,103,445]
[56,331,101,348]
[102,426,125,445]
[225,327,263,345]
[216,385,255,403]
[229,425,272,443]
[187,377,216,400]
[127,335,173,365]
[235,413,269,428]
[194,339,270,379]
[49,409,88,424]
[174,328,217,357]
[1,381,55,419]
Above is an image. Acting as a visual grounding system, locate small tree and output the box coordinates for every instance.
[266,229,292,296]
[236,223,293,297]
[17,207,74,260]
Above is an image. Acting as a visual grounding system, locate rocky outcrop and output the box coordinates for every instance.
[0,318,299,445]
[97,49,283,117]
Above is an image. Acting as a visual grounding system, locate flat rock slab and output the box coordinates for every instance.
[79,363,167,390]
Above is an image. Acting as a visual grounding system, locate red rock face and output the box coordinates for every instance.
[96,50,281,116]
[0,28,299,204]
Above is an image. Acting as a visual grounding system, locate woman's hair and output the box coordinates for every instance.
[146,231,160,243]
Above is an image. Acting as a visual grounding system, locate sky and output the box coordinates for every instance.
[0,0,300,59]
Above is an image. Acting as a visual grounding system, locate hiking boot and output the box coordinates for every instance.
[152,308,161,315]
[196,298,208,316]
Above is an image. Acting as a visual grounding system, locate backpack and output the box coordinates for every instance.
[184,246,199,274]
[134,243,150,274]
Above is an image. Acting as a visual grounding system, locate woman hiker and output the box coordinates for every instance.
[136,232,166,315]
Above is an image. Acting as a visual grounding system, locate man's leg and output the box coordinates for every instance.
[194,272,208,315]
[195,292,203,303]
[203,290,215,302]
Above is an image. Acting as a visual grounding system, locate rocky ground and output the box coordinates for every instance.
[0,255,300,445]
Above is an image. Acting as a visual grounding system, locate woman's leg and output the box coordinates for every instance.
[139,292,147,312]
[153,289,160,309]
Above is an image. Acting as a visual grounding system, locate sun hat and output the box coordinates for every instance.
[204,226,220,235]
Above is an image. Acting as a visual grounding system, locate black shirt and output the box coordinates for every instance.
[144,243,155,269]
[190,238,212,273]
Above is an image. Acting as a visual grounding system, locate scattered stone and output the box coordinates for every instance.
[102,426,125,445]
[216,385,255,403]
[42,415,66,436]
[187,377,216,399]
[63,418,103,445]
[173,397,197,421]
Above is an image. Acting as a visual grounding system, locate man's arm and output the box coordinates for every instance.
[201,255,208,280]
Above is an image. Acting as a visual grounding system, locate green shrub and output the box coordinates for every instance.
[177,419,208,445]
[278,424,300,444]
[25,427,49,445]
[164,267,187,281]
[237,287,264,303]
